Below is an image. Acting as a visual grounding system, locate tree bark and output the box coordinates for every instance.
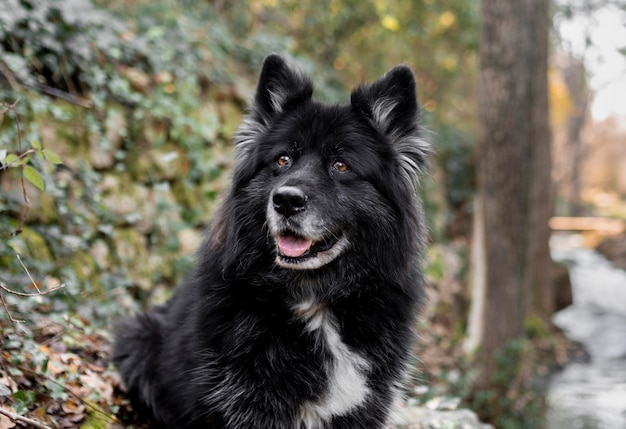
[465,0,553,385]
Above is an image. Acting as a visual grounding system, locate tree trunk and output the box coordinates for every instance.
[561,57,588,216]
[465,0,553,385]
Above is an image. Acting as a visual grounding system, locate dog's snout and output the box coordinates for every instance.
[273,186,307,217]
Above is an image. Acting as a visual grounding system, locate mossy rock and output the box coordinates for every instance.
[130,143,191,183]
[14,227,53,262]
[38,113,91,172]
[89,239,112,271]
[100,173,156,233]
[69,250,103,294]
[111,228,152,290]
[217,99,243,140]
[36,192,59,225]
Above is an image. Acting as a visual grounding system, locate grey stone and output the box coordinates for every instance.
[390,405,493,429]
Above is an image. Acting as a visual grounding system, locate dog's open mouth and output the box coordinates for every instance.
[277,233,338,258]
[274,231,347,269]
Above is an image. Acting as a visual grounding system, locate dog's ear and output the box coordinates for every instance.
[253,54,313,120]
[233,55,313,182]
[351,66,430,178]
[234,55,312,157]
[351,66,418,138]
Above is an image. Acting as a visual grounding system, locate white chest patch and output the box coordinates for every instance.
[293,300,371,428]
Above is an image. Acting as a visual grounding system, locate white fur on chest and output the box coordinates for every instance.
[293,300,371,428]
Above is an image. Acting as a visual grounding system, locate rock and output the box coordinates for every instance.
[596,233,626,270]
[0,169,53,224]
[69,250,101,291]
[552,261,572,311]
[147,144,190,182]
[89,107,127,170]
[390,404,493,429]
[89,239,111,270]
[119,66,151,94]
[88,132,114,170]
[11,227,53,262]
[177,228,203,255]
[217,99,243,139]
[100,174,156,233]
[111,228,151,290]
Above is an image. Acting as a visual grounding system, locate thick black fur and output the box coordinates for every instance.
[113,54,429,429]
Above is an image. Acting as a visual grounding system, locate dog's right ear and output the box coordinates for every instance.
[252,54,313,121]
[233,55,313,182]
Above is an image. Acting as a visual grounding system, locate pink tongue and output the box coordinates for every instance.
[278,235,313,258]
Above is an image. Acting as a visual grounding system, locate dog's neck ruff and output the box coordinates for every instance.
[292,299,371,427]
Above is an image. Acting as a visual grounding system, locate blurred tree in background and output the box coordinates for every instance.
[466,0,553,390]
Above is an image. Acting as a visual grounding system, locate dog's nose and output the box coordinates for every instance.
[273,186,307,217]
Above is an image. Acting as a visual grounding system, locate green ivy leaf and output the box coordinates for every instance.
[23,165,45,191]
[31,139,42,150]
[43,149,63,165]
[12,390,36,414]
[4,153,19,166]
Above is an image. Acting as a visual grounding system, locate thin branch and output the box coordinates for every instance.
[0,407,53,429]
[0,98,21,113]
[0,58,91,108]
[0,149,38,171]
[0,278,65,297]
[0,292,25,324]
[27,83,92,108]
[16,254,41,294]
[0,60,20,89]
[0,275,64,325]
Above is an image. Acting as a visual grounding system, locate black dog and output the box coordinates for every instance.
[113,54,429,428]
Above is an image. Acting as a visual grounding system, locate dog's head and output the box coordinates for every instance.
[231,54,429,271]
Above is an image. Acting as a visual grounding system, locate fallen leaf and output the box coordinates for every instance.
[0,405,17,429]
[0,371,17,395]
[61,399,85,416]
[80,370,113,403]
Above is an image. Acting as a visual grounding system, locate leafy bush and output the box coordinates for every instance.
[0,0,276,326]
[0,0,134,94]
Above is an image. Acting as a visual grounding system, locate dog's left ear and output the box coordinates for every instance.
[351,66,429,175]
[351,66,418,138]
[253,54,313,121]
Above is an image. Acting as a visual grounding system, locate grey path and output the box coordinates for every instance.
[548,240,626,429]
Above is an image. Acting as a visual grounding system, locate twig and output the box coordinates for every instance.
[16,254,41,294]
[0,292,25,324]
[0,98,21,113]
[14,104,30,236]
[0,149,38,171]
[27,83,92,108]
[0,406,53,429]
[0,60,21,89]
[0,277,64,324]
[0,278,65,297]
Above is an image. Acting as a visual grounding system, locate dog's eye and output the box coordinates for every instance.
[333,161,349,173]
[277,155,291,166]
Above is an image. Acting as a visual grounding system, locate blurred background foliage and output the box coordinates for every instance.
[1,0,481,319]
[1,0,625,427]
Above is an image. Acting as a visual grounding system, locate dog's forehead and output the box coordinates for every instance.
[282,104,370,149]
